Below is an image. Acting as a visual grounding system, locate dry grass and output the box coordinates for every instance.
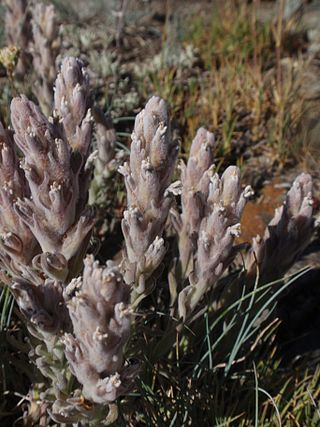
[141,0,308,166]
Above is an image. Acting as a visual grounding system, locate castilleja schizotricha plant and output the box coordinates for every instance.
[0,49,315,424]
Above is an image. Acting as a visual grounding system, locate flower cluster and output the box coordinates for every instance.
[172,128,254,319]
[120,96,179,302]
[246,173,314,282]
[63,256,136,405]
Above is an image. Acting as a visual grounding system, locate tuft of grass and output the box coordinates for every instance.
[0,286,14,331]
[107,267,320,426]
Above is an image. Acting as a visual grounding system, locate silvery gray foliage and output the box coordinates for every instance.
[246,173,314,282]
[119,96,179,302]
[33,337,70,397]
[10,93,94,266]
[0,122,38,276]
[31,2,61,111]
[177,164,254,320]
[4,0,32,76]
[63,255,137,404]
